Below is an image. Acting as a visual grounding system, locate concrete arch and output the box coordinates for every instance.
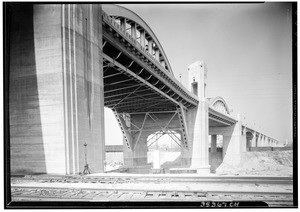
[246,131,254,148]
[209,96,231,115]
[102,4,174,75]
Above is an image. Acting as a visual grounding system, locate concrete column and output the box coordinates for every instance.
[155,49,160,61]
[251,132,257,147]
[120,18,126,32]
[240,123,247,153]
[261,135,265,146]
[63,4,105,174]
[9,4,105,175]
[148,39,153,56]
[187,61,210,174]
[131,23,136,40]
[209,134,219,173]
[257,134,262,147]
[140,30,145,48]
[211,135,217,153]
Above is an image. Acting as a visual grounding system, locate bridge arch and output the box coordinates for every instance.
[209,96,231,115]
[246,131,254,148]
[147,130,182,169]
[102,4,173,74]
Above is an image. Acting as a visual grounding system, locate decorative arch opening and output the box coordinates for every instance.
[209,97,231,115]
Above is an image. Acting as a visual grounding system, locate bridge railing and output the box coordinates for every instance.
[103,12,164,73]
[102,12,199,106]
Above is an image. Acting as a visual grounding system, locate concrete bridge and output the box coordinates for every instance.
[8,4,281,175]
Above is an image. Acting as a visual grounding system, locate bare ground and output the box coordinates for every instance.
[216,150,293,176]
[105,150,293,176]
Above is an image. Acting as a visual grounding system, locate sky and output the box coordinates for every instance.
[105,3,293,145]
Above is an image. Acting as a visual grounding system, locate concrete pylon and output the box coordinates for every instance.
[9,4,105,175]
[187,61,210,174]
[222,114,244,166]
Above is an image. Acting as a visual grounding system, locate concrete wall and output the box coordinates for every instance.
[9,4,104,175]
[9,4,65,174]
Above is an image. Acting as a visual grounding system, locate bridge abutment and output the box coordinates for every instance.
[9,4,105,175]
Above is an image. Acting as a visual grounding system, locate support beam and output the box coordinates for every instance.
[103,53,182,108]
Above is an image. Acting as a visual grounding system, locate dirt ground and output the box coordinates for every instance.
[105,150,293,176]
[216,150,293,176]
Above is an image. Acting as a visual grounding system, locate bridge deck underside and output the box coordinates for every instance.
[102,14,199,113]
[103,56,177,113]
[209,119,229,127]
[208,108,237,127]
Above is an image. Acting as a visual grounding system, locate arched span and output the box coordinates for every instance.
[209,97,231,115]
[102,4,174,75]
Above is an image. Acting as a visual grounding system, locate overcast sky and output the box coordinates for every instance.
[105,3,293,145]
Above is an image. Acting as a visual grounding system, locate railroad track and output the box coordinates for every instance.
[10,174,294,207]
[11,186,293,207]
[11,174,293,185]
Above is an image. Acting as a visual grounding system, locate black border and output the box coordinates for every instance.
[292,1,298,208]
[3,1,298,209]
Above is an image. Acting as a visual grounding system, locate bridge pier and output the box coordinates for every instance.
[187,61,210,174]
[209,114,247,167]
[9,4,105,175]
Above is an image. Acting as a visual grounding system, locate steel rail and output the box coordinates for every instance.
[11,185,293,205]
[11,175,293,185]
